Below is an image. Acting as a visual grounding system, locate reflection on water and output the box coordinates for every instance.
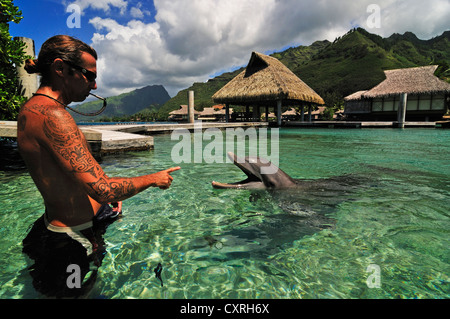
[0,128,449,298]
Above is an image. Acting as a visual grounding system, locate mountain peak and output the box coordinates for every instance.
[387,31,423,44]
[73,84,170,121]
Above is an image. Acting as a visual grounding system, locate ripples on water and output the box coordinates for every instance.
[0,128,449,298]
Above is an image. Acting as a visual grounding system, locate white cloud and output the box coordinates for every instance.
[130,2,151,19]
[85,0,450,98]
[67,0,128,14]
[374,0,450,39]
[130,6,144,19]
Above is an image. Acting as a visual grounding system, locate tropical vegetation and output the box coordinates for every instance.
[0,0,31,120]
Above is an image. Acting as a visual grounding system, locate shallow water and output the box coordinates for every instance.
[0,128,449,299]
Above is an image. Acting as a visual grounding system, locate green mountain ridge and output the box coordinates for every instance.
[72,84,170,122]
[158,28,450,118]
[74,28,449,121]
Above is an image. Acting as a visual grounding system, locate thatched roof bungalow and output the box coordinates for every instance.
[363,65,450,98]
[344,90,368,101]
[279,107,327,121]
[344,90,371,115]
[212,52,324,125]
[198,106,233,121]
[168,105,200,122]
[344,65,450,121]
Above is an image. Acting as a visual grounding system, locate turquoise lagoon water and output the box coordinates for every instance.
[0,128,449,299]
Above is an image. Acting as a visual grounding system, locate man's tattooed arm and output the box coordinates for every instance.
[87,176,137,203]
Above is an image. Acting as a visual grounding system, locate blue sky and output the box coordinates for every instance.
[10,0,156,55]
[9,0,450,99]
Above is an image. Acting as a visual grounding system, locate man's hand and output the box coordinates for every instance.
[151,167,181,189]
[111,201,122,214]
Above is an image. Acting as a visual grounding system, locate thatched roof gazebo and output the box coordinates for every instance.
[212,52,324,125]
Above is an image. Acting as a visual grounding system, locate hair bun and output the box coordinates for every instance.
[24,58,40,74]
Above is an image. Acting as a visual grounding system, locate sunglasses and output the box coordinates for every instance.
[64,60,97,82]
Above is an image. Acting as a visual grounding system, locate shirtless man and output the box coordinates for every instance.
[18,35,180,297]
[18,35,179,228]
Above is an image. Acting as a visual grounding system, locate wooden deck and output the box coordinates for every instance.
[78,121,269,134]
[0,120,153,156]
[0,121,269,156]
[283,121,437,128]
[435,120,450,128]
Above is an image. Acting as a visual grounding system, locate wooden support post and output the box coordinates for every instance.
[265,105,269,122]
[188,90,195,123]
[397,93,407,128]
[225,103,230,123]
[253,105,260,122]
[301,105,305,122]
[277,99,282,127]
[308,105,312,122]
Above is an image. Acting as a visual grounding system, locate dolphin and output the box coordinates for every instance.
[212,152,296,189]
[212,152,363,191]
[212,152,366,216]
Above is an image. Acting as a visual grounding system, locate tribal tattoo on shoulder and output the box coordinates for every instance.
[42,113,102,178]
[32,104,137,202]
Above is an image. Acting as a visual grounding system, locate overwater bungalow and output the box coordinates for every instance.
[168,105,200,122]
[280,107,328,121]
[281,108,299,121]
[198,105,233,122]
[212,51,325,126]
[344,65,450,121]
